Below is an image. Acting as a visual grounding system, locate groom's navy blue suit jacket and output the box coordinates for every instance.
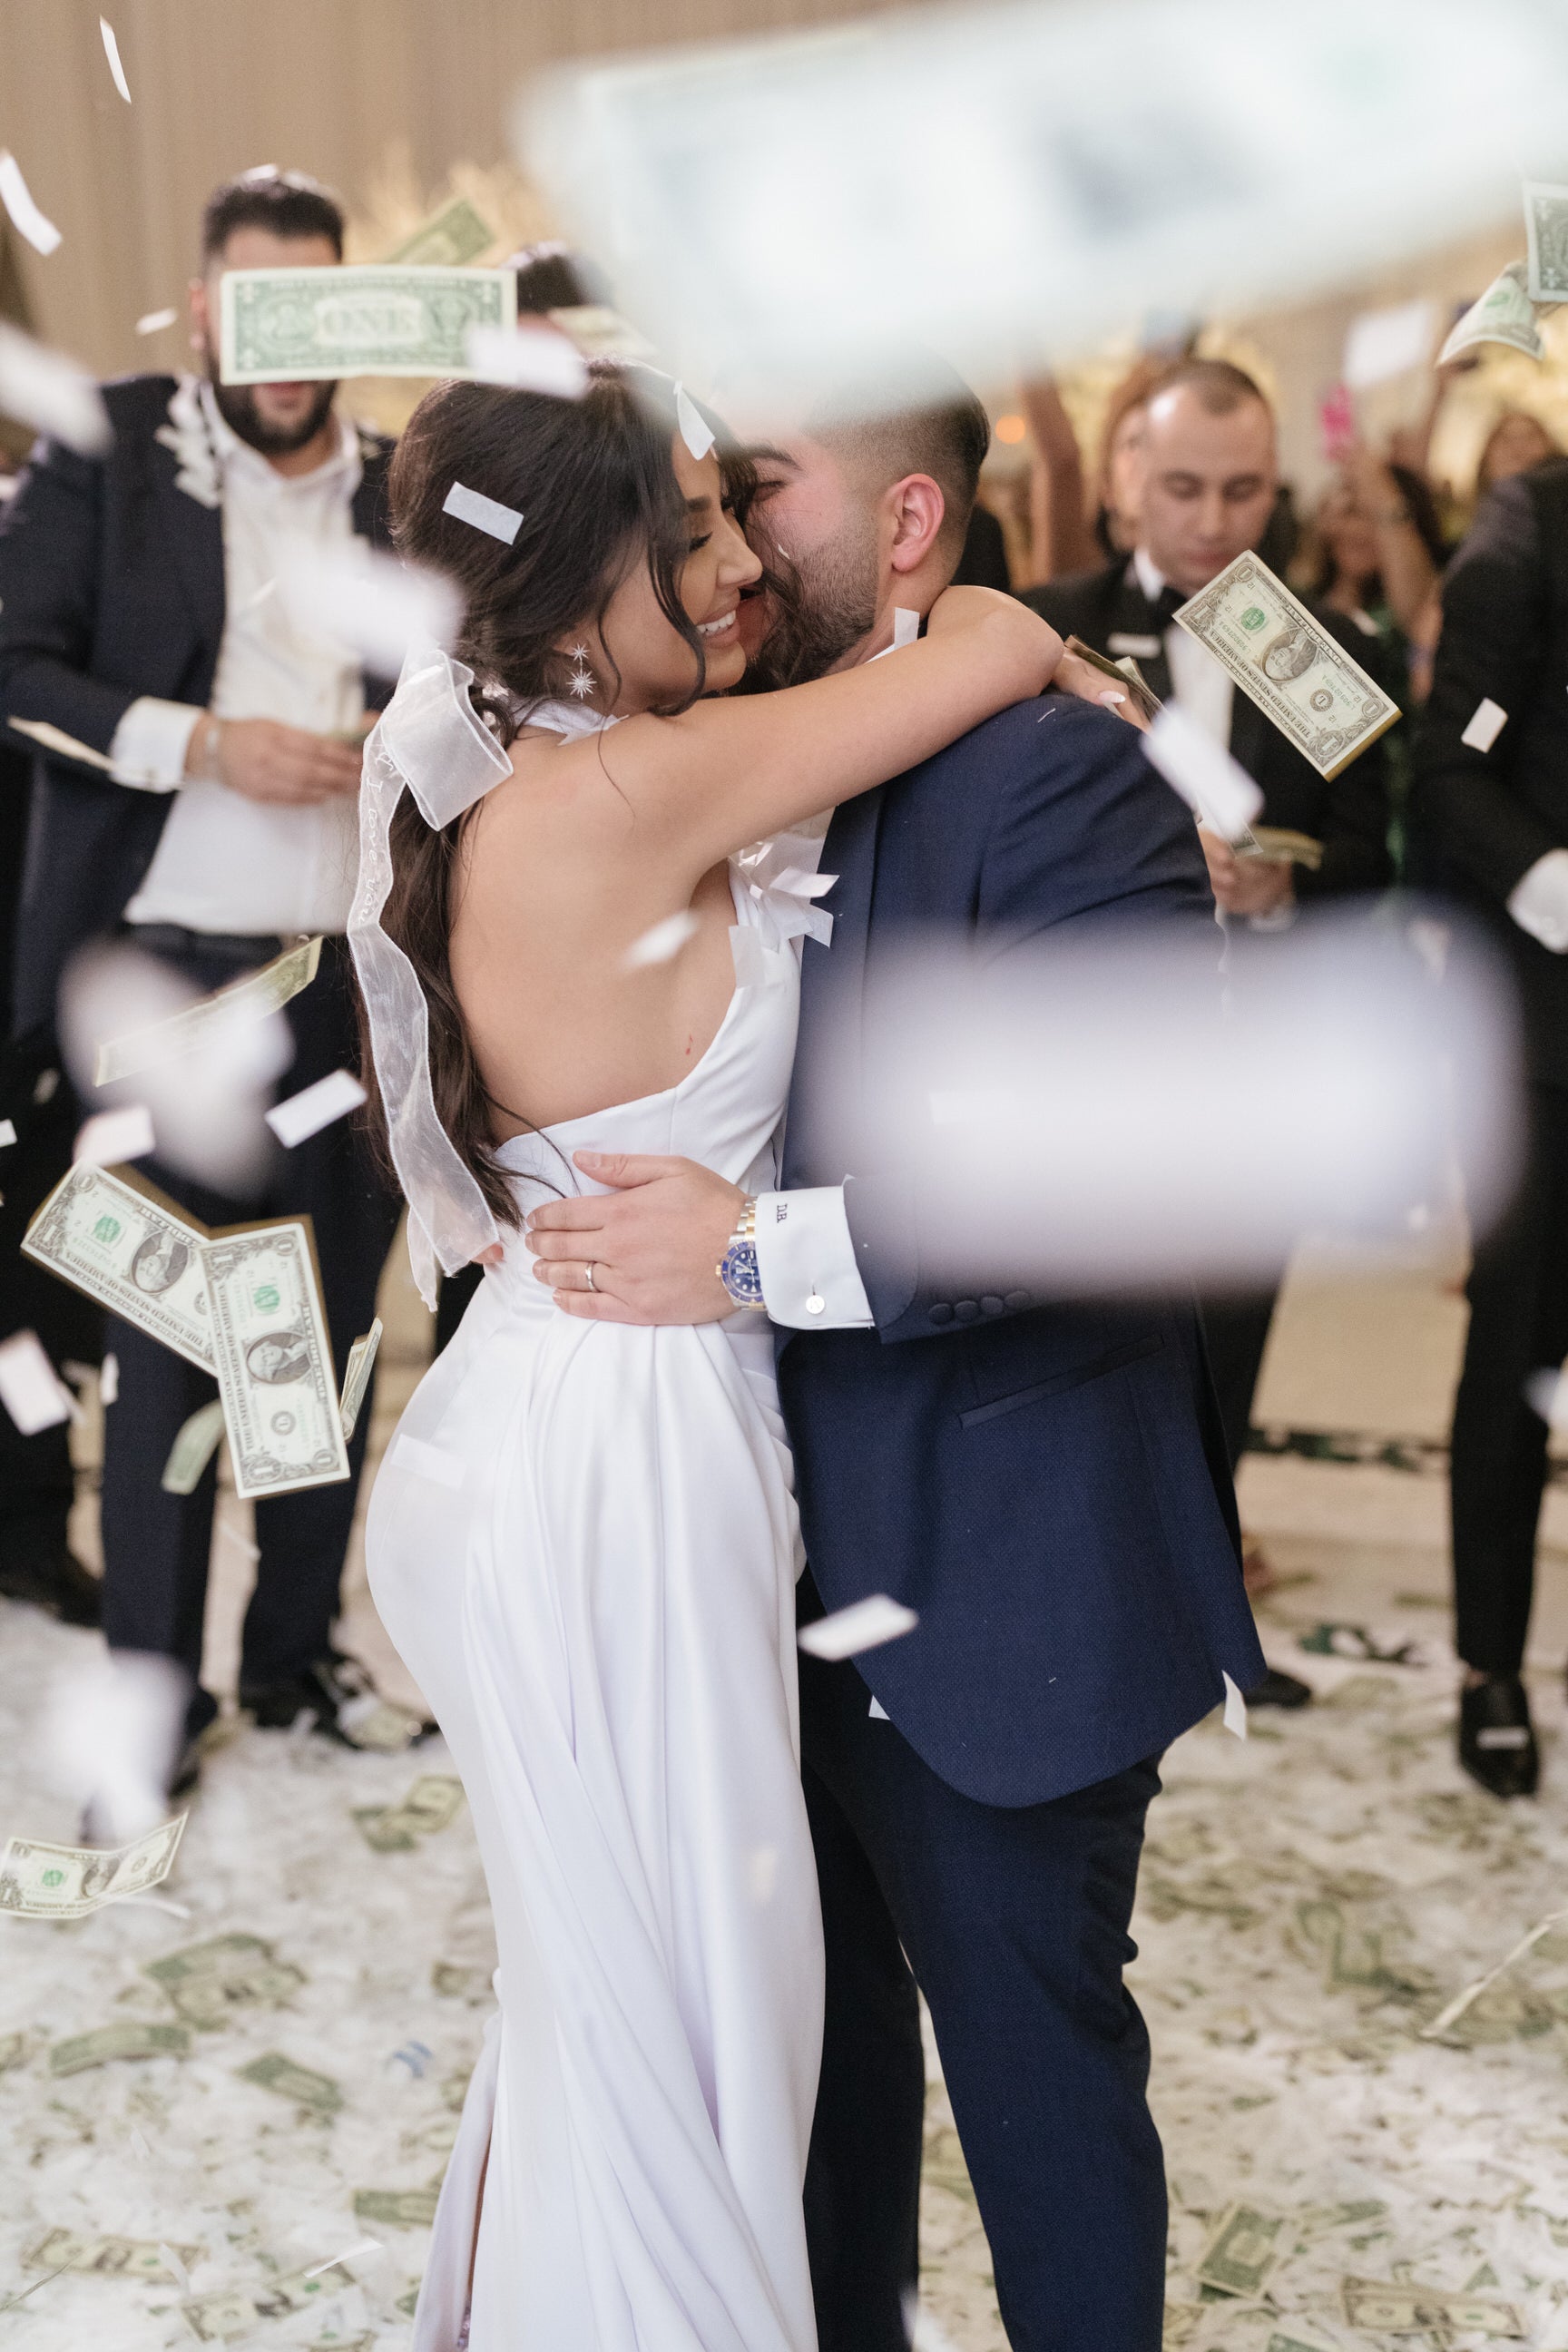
[777,691,1266,1809]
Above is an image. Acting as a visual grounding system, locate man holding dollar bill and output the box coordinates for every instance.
[1027,358,1393,1648]
[0,168,405,1780]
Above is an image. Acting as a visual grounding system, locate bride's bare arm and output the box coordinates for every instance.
[602,587,1063,867]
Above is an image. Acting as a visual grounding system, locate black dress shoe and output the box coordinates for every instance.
[1459,1674,1538,1798]
[240,1649,433,1750]
[1245,1667,1313,1710]
[0,1541,102,1628]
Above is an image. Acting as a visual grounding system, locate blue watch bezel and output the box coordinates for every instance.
[719,1238,765,1308]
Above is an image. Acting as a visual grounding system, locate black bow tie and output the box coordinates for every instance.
[1148,583,1186,626]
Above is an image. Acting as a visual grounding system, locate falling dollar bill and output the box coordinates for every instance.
[1195,2201,1289,2297]
[338,1317,383,1440]
[354,1775,465,1853]
[23,2230,201,2281]
[1174,553,1401,780]
[161,1398,227,1494]
[2,1811,187,1919]
[383,193,496,268]
[1439,260,1547,366]
[24,1164,213,1369]
[145,1932,306,2028]
[49,2021,191,2074]
[353,2185,442,2229]
[236,2051,344,2114]
[200,1220,349,1501]
[1341,2277,1526,2337]
[1524,180,1568,302]
[95,936,321,1085]
[220,265,516,384]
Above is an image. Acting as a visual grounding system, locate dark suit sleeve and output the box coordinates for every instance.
[844,699,1219,1344]
[0,437,138,756]
[1295,695,1394,903]
[1409,475,1556,903]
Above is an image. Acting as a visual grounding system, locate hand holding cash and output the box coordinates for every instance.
[1200,827,1295,919]
[186,715,363,806]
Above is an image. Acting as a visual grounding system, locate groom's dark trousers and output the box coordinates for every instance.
[777,693,1266,2350]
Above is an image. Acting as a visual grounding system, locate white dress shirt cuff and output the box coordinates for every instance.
[754,1186,875,1329]
[1507,848,1568,953]
[108,696,205,792]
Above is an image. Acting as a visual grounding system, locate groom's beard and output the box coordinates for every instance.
[204,354,339,457]
[739,516,880,692]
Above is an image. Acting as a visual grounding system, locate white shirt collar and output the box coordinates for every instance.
[1131,545,1167,606]
[195,376,362,500]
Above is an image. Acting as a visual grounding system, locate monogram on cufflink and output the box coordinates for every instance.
[717,1198,766,1309]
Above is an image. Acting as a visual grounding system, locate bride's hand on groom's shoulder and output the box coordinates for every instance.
[525,1153,743,1325]
[1050,651,1152,732]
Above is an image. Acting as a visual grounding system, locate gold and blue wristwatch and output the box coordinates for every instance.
[717,1198,766,1310]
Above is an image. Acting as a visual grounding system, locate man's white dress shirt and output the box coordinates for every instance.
[113,380,365,936]
[1131,546,1233,746]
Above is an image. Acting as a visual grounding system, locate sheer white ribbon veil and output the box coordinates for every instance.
[349,643,512,1308]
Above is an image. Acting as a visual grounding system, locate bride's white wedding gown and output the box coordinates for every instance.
[367,778,824,2350]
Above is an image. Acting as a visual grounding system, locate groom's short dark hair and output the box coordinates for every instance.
[807,356,991,554]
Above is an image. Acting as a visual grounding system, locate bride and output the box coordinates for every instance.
[353,363,1066,2350]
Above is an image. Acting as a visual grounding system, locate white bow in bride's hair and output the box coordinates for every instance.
[349,644,512,1308]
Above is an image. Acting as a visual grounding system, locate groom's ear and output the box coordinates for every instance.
[886,473,946,574]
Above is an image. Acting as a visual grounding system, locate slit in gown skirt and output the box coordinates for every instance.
[367,869,824,2350]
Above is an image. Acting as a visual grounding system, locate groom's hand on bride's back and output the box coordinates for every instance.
[525,1153,743,1324]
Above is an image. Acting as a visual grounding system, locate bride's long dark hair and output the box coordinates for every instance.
[357,366,757,1230]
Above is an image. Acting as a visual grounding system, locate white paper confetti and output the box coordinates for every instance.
[265,1068,368,1149]
[0,1119,15,1147]
[0,322,112,456]
[100,1351,118,1406]
[99,17,132,103]
[1341,296,1436,388]
[1221,1670,1249,1740]
[624,911,701,969]
[1460,697,1508,753]
[275,536,461,681]
[673,381,715,461]
[869,606,921,662]
[388,1433,467,1492]
[466,322,589,398]
[0,1331,75,1436]
[868,1693,890,1720]
[799,1593,918,1661]
[135,306,179,336]
[442,479,523,544]
[0,152,61,257]
[1524,1367,1568,1429]
[73,1102,155,1166]
[1143,703,1263,843]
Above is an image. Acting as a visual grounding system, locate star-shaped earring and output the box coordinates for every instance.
[568,643,595,701]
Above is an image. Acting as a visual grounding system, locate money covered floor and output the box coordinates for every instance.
[4,1257,1568,2351]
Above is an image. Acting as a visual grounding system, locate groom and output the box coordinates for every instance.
[527,370,1265,2349]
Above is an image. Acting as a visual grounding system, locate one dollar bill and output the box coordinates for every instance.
[1174,552,1400,780]
[383,193,496,268]
[354,1773,464,1851]
[181,2264,355,2344]
[24,1164,213,1369]
[161,1398,227,1494]
[338,1316,382,1440]
[200,1220,349,1501]
[23,2229,201,2280]
[220,265,516,384]
[95,935,321,1085]
[1439,260,1546,366]
[2,1812,187,1919]
[1195,2201,1289,2298]
[235,2050,343,2114]
[50,2020,191,2073]
[1524,181,1568,304]
[1341,2276,1525,2337]
[144,1931,305,2028]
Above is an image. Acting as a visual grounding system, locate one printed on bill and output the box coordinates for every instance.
[23,1163,213,1369]
[200,1218,349,1501]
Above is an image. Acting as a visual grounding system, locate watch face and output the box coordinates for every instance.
[719,1240,765,1306]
